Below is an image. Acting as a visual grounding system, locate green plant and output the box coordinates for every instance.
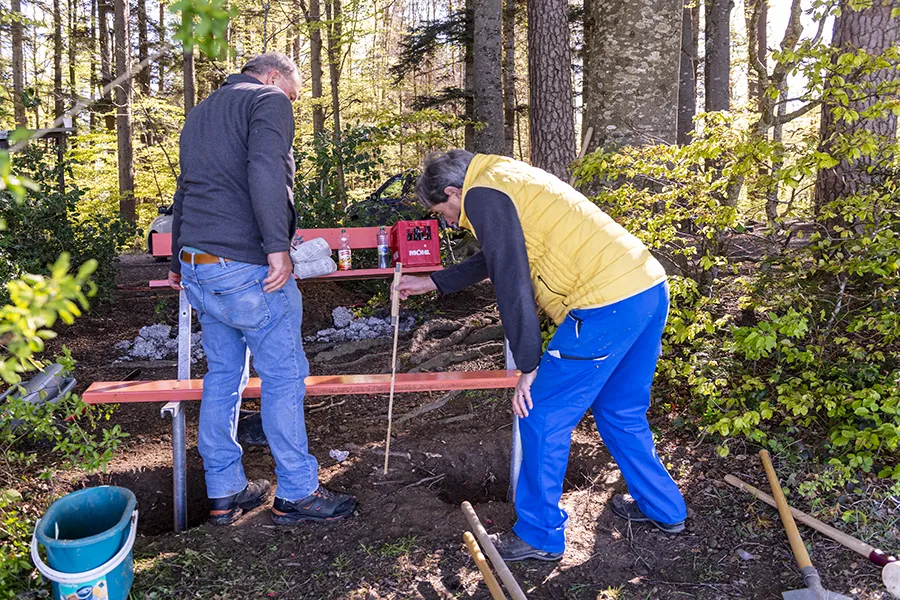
[0,148,134,304]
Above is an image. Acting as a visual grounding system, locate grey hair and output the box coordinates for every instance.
[241,52,299,81]
[416,149,475,207]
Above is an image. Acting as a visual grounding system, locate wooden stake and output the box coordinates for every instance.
[383,263,403,474]
[464,531,507,600]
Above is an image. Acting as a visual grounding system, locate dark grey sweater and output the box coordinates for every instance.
[170,73,297,274]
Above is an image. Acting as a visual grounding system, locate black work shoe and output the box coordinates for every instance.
[487,531,563,562]
[611,493,685,534]
[208,479,271,526]
[270,486,357,524]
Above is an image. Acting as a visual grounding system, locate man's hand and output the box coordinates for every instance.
[394,275,437,300]
[513,369,537,418]
[168,270,183,290]
[264,251,292,293]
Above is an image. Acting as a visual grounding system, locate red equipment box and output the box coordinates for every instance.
[390,220,441,267]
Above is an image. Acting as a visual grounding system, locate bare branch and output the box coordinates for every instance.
[9,48,169,153]
[774,100,821,125]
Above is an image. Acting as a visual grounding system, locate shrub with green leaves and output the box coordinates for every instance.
[0,147,134,304]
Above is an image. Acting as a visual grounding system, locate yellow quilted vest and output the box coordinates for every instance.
[459,154,666,324]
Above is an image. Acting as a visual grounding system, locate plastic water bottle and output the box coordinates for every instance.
[338,229,352,271]
[377,226,390,269]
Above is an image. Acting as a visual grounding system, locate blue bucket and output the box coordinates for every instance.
[31,486,138,600]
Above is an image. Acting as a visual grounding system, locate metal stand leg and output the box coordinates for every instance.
[505,338,522,503]
[161,288,192,532]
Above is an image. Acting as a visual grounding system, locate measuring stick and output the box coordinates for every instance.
[383,263,403,474]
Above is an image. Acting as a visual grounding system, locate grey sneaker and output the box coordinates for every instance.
[611,494,685,534]
[487,531,563,562]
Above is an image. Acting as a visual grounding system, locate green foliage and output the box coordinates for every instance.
[170,0,235,59]
[0,260,127,596]
[573,32,900,477]
[0,148,134,304]
[294,125,390,228]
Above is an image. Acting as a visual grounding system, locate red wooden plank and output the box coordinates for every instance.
[83,371,519,404]
[152,227,387,258]
[148,265,443,288]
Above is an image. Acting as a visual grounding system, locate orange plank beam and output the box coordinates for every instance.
[147,264,442,288]
[83,371,520,404]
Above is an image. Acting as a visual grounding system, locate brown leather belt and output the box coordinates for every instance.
[180,250,230,264]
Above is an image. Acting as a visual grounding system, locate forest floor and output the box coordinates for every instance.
[37,254,897,600]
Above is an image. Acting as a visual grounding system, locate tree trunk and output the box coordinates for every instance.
[54,0,64,119]
[583,0,682,151]
[90,0,98,128]
[158,0,166,92]
[745,0,767,110]
[292,0,301,62]
[464,0,475,152]
[765,77,787,226]
[307,0,326,136]
[183,47,195,115]
[472,0,505,154]
[68,0,77,110]
[814,1,900,215]
[11,0,27,127]
[677,4,696,145]
[31,22,41,126]
[501,0,516,157]
[137,0,150,94]
[704,0,731,112]
[325,0,346,202]
[527,0,575,178]
[114,0,135,221]
[99,0,115,129]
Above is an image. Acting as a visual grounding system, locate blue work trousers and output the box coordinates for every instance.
[180,257,319,502]
[513,281,687,553]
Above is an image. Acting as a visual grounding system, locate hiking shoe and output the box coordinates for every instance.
[270,486,357,524]
[208,479,271,526]
[611,494,685,534]
[487,531,563,562]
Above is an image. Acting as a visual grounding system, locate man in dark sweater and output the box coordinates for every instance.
[167,53,356,526]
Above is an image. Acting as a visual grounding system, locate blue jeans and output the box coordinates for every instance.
[513,282,687,553]
[180,257,319,502]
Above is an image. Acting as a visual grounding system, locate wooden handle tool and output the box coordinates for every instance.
[461,501,527,600]
[760,449,813,570]
[725,474,897,567]
[464,531,506,600]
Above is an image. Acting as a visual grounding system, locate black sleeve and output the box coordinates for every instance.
[430,250,488,294]
[169,162,185,275]
[464,187,542,374]
[247,90,296,254]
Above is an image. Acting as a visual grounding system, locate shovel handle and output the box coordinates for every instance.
[760,449,813,570]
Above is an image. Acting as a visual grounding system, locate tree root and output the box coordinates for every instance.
[409,319,462,353]
[408,341,504,373]
[409,314,496,365]
[394,390,463,425]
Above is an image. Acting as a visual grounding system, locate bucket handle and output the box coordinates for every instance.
[31,510,139,585]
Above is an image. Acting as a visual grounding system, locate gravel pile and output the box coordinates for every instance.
[305,306,415,343]
[114,324,205,363]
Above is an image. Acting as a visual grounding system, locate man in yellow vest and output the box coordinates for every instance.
[396,150,687,562]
